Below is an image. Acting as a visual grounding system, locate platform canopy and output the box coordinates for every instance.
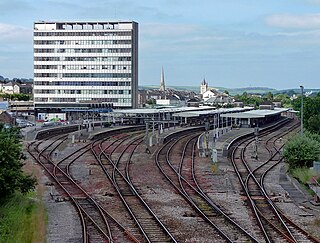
[172,107,254,118]
[107,106,215,117]
[220,108,289,119]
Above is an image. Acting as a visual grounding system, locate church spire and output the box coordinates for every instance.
[200,77,208,95]
[160,66,165,91]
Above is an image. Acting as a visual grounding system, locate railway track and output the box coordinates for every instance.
[230,119,320,242]
[91,132,178,243]
[156,133,260,242]
[27,135,140,243]
[26,120,319,242]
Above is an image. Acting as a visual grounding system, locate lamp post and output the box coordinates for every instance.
[300,85,304,136]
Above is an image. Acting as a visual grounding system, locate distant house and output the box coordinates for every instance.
[233,100,244,108]
[156,95,185,106]
[0,81,33,95]
[204,94,232,106]
[202,89,220,101]
[1,82,16,94]
[259,100,274,110]
[187,97,201,107]
[272,101,282,108]
[15,83,33,95]
[0,110,14,125]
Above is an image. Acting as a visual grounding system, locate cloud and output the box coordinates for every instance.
[0,23,32,42]
[0,0,32,13]
[306,0,320,4]
[142,23,199,38]
[266,14,320,29]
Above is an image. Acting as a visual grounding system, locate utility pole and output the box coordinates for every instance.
[300,85,304,136]
[145,120,150,153]
[253,124,259,159]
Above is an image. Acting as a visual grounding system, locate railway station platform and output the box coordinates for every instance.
[145,125,203,147]
[197,126,253,158]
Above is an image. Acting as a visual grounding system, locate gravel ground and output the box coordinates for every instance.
[44,140,83,243]
[130,144,226,242]
[29,126,319,242]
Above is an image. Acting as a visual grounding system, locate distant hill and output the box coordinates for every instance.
[226,87,276,96]
[139,85,276,95]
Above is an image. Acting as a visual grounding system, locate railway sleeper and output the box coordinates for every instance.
[121,191,136,196]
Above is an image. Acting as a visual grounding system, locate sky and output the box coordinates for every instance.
[1,0,320,89]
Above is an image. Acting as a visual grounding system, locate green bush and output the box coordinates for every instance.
[305,131,320,144]
[283,135,320,169]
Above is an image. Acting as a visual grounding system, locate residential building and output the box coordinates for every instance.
[259,100,274,110]
[187,97,201,107]
[33,21,138,120]
[0,110,14,125]
[156,94,185,106]
[202,89,220,101]
[16,83,33,95]
[203,95,232,106]
[1,82,17,94]
[0,81,33,95]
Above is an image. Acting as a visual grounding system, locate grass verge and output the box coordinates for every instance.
[290,167,317,184]
[0,191,46,243]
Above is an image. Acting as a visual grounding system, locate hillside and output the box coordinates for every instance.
[139,85,276,95]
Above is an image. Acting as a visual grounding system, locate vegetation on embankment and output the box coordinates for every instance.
[0,191,46,243]
[0,124,43,242]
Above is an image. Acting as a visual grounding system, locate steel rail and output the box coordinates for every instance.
[28,139,111,243]
[177,135,260,242]
[92,134,178,243]
[156,134,244,242]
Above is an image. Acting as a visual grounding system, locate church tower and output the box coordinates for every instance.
[160,66,165,92]
[200,78,208,94]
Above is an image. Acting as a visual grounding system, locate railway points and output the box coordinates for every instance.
[23,107,320,242]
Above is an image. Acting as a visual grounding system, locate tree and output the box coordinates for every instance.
[283,135,320,169]
[0,124,36,198]
[292,94,320,134]
[307,114,320,134]
[305,130,320,143]
[274,93,292,107]
[146,98,156,105]
[224,90,229,95]
[264,91,274,101]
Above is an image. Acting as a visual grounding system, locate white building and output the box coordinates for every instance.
[202,89,220,101]
[33,21,138,120]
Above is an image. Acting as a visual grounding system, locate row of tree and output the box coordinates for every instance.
[0,93,32,101]
[233,91,292,107]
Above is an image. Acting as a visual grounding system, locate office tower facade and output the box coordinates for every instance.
[33,21,138,120]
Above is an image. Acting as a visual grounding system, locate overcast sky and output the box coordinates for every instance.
[1,0,320,89]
